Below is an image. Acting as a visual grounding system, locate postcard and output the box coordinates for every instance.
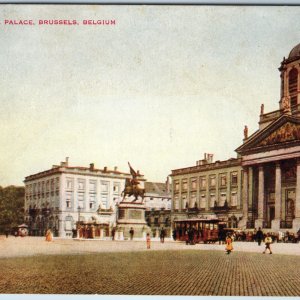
[0,3,300,297]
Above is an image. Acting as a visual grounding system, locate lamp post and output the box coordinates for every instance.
[77,206,81,226]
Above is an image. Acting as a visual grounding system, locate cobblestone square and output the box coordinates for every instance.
[0,237,299,295]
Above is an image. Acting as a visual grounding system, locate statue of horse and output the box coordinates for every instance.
[122,180,145,202]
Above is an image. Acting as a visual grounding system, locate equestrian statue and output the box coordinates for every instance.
[122,162,145,202]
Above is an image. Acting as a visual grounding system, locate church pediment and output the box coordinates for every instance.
[236,116,300,154]
[258,122,300,146]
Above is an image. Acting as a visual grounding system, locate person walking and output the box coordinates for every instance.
[256,227,264,246]
[146,233,151,249]
[263,233,273,254]
[160,227,165,243]
[45,229,53,242]
[225,234,233,255]
[129,227,134,240]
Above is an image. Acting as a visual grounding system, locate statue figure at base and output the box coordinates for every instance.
[121,162,145,202]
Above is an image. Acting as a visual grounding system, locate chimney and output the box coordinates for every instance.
[114,166,118,171]
[65,157,69,166]
[90,163,94,171]
[137,170,140,176]
[166,176,170,193]
[103,166,107,172]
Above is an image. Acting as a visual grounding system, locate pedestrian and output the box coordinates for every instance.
[45,229,53,242]
[256,227,264,246]
[129,227,134,240]
[5,229,9,238]
[297,228,300,243]
[112,227,116,241]
[14,230,18,238]
[263,233,273,254]
[146,233,151,249]
[225,234,233,255]
[172,229,177,241]
[160,227,165,243]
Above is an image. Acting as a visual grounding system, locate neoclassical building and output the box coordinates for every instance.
[171,42,300,233]
[24,158,145,238]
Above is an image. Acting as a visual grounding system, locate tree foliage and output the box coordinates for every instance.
[0,186,25,233]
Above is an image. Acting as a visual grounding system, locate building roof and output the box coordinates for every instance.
[144,182,170,197]
[288,43,300,59]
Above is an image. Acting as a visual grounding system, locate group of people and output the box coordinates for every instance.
[224,229,273,255]
[220,228,300,243]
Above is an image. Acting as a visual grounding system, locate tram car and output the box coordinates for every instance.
[174,218,220,244]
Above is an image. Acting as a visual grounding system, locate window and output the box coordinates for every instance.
[220,174,227,187]
[182,195,187,209]
[78,193,84,208]
[231,172,238,185]
[46,181,50,192]
[220,193,227,206]
[190,194,196,207]
[289,68,298,107]
[200,195,206,208]
[231,192,237,206]
[51,179,55,191]
[210,194,215,208]
[174,196,179,210]
[101,181,109,193]
[209,176,216,187]
[174,181,179,191]
[182,180,188,191]
[78,180,85,191]
[89,180,96,192]
[89,202,94,209]
[55,177,60,190]
[101,196,108,209]
[113,183,120,193]
[191,178,197,190]
[66,192,72,208]
[66,178,73,190]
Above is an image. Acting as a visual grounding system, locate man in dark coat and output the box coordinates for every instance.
[256,227,264,246]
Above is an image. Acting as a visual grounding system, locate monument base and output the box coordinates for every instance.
[116,200,150,239]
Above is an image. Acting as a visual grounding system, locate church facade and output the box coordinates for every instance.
[171,43,300,233]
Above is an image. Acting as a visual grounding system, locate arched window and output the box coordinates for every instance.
[289,68,298,107]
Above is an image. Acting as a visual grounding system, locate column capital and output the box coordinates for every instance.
[275,161,281,169]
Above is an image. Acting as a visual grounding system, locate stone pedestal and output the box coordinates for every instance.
[116,200,150,239]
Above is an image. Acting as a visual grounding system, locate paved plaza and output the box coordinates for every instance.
[0,236,299,295]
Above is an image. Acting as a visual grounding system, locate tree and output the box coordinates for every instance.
[0,186,25,233]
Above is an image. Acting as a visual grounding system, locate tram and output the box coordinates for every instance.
[173,218,220,244]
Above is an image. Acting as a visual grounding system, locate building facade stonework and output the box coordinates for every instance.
[171,43,300,233]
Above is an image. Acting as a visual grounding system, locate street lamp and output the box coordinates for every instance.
[77,206,81,227]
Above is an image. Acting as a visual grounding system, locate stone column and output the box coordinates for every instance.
[272,162,282,231]
[255,165,264,229]
[248,167,253,214]
[238,167,248,229]
[293,159,300,230]
[100,228,104,239]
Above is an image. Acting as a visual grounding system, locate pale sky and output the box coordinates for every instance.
[0,5,300,186]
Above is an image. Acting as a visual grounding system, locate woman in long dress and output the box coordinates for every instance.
[225,234,233,255]
[45,229,53,242]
